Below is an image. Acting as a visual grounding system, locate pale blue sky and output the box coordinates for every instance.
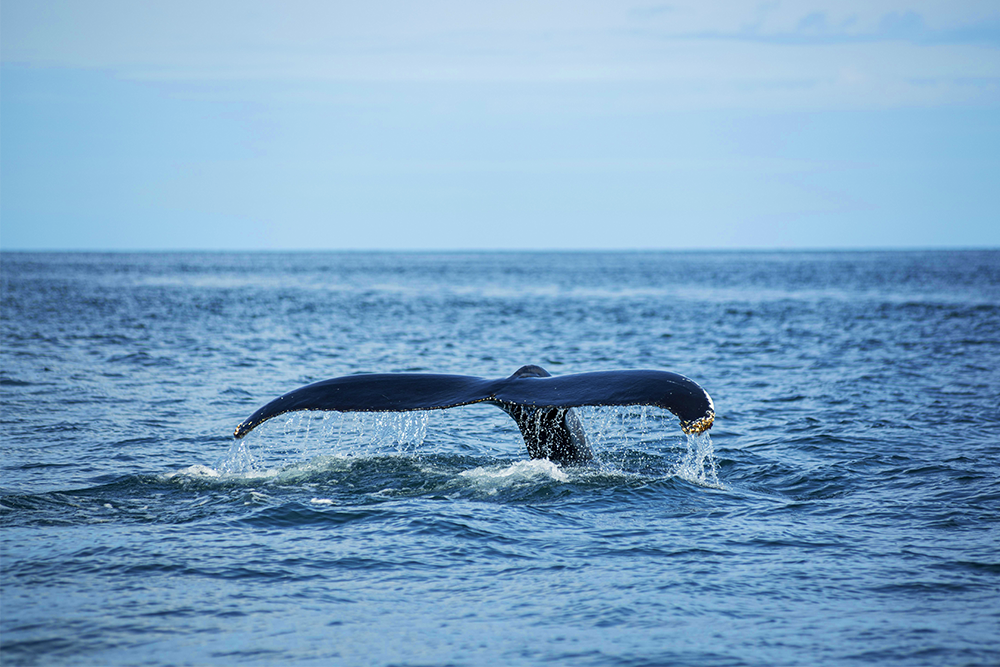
[2,0,998,250]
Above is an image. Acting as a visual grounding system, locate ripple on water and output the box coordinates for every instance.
[4,251,999,667]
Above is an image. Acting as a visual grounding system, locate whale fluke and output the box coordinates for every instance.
[233,365,714,464]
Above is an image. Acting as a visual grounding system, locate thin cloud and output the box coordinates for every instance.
[652,10,1000,46]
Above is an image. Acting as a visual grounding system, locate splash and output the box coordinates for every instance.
[328,411,430,455]
[202,405,725,490]
[218,437,257,475]
[674,431,724,489]
[218,411,431,475]
[577,405,726,488]
[574,405,660,451]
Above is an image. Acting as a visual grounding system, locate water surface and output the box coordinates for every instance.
[2,251,999,666]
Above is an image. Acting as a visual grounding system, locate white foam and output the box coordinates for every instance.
[458,459,569,494]
[162,464,221,480]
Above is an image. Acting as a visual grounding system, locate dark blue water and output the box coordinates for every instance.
[2,251,999,666]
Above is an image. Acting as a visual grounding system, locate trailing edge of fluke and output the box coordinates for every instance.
[233,365,715,464]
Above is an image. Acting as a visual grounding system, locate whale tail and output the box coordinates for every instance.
[233,365,714,464]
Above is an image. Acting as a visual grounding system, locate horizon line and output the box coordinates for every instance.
[2,246,997,254]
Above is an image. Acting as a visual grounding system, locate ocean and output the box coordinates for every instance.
[2,250,998,666]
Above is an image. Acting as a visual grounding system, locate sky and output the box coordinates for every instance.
[1,0,998,250]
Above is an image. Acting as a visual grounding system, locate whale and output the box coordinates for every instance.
[234,365,715,464]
